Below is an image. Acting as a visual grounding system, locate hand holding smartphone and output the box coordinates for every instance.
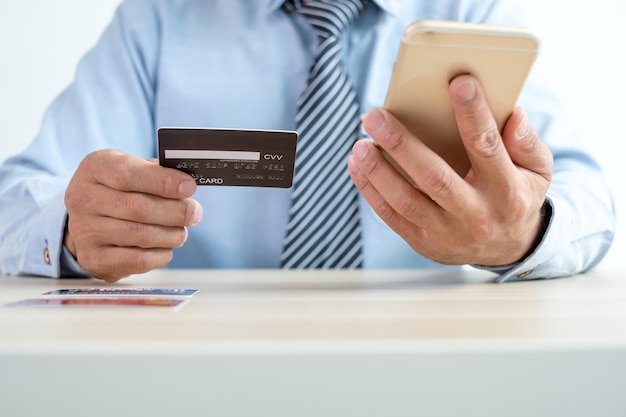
[382,20,541,178]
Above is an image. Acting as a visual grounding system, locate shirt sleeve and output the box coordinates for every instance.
[0,184,66,277]
[0,0,161,277]
[467,0,617,281]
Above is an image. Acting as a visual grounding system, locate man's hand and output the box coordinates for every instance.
[348,74,553,266]
[64,150,203,282]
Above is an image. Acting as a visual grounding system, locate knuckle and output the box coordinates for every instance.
[505,193,532,221]
[160,173,177,196]
[471,218,492,243]
[523,136,555,178]
[375,200,397,223]
[64,186,80,210]
[79,250,107,279]
[395,194,420,220]
[122,193,148,217]
[463,207,493,243]
[361,146,394,180]
[80,150,100,169]
[383,126,408,154]
[182,201,195,225]
[132,252,153,272]
[67,222,88,243]
[408,228,429,252]
[519,132,543,160]
[362,155,383,178]
[109,155,133,190]
[422,169,454,198]
[124,221,150,242]
[520,130,540,152]
[139,250,172,272]
[468,125,501,158]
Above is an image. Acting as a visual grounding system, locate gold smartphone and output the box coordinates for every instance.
[382,20,541,178]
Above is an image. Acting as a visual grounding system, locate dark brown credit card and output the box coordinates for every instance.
[158,128,297,188]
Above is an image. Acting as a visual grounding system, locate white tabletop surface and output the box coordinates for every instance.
[2,268,625,417]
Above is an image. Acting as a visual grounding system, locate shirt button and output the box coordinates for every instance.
[43,247,51,265]
[517,269,533,279]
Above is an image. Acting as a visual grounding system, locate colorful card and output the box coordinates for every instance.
[41,287,198,298]
[6,297,188,310]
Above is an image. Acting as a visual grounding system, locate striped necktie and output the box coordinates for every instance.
[281,0,367,269]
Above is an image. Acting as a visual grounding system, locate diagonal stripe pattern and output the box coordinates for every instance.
[281,0,368,269]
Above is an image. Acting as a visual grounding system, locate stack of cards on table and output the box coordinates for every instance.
[6,288,198,311]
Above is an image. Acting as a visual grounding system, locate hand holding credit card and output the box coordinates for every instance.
[63,128,297,281]
[158,128,298,188]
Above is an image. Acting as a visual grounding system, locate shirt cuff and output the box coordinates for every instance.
[60,244,91,278]
[22,193,90,278]
[474,197,570,282]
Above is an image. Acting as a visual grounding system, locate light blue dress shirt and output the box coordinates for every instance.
[0,0,616,282]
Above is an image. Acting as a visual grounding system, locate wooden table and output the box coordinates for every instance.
[1,268,625,417]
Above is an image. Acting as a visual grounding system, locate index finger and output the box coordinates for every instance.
[449,75,517,186]
[85,150,197,199]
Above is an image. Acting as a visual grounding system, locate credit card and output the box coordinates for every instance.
[158,128,298,188]
[5,297,188,310]
[41,288,199,298]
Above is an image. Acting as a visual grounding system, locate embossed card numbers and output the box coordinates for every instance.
[158,128,298,188]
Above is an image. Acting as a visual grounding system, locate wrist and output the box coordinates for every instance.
[518,199,552,263]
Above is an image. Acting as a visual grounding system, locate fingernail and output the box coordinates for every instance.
[179,179,196,197]
[516,110,529,139]
[454,78,476,102]
[190,200,203,226]
[352,140,369,161]
[362,109,386,135]
[180,227,189,246]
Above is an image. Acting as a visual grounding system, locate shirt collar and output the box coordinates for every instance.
[371,0,401,17]
[265,0,400,18]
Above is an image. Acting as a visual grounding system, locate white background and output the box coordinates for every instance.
[0,1,624,269]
